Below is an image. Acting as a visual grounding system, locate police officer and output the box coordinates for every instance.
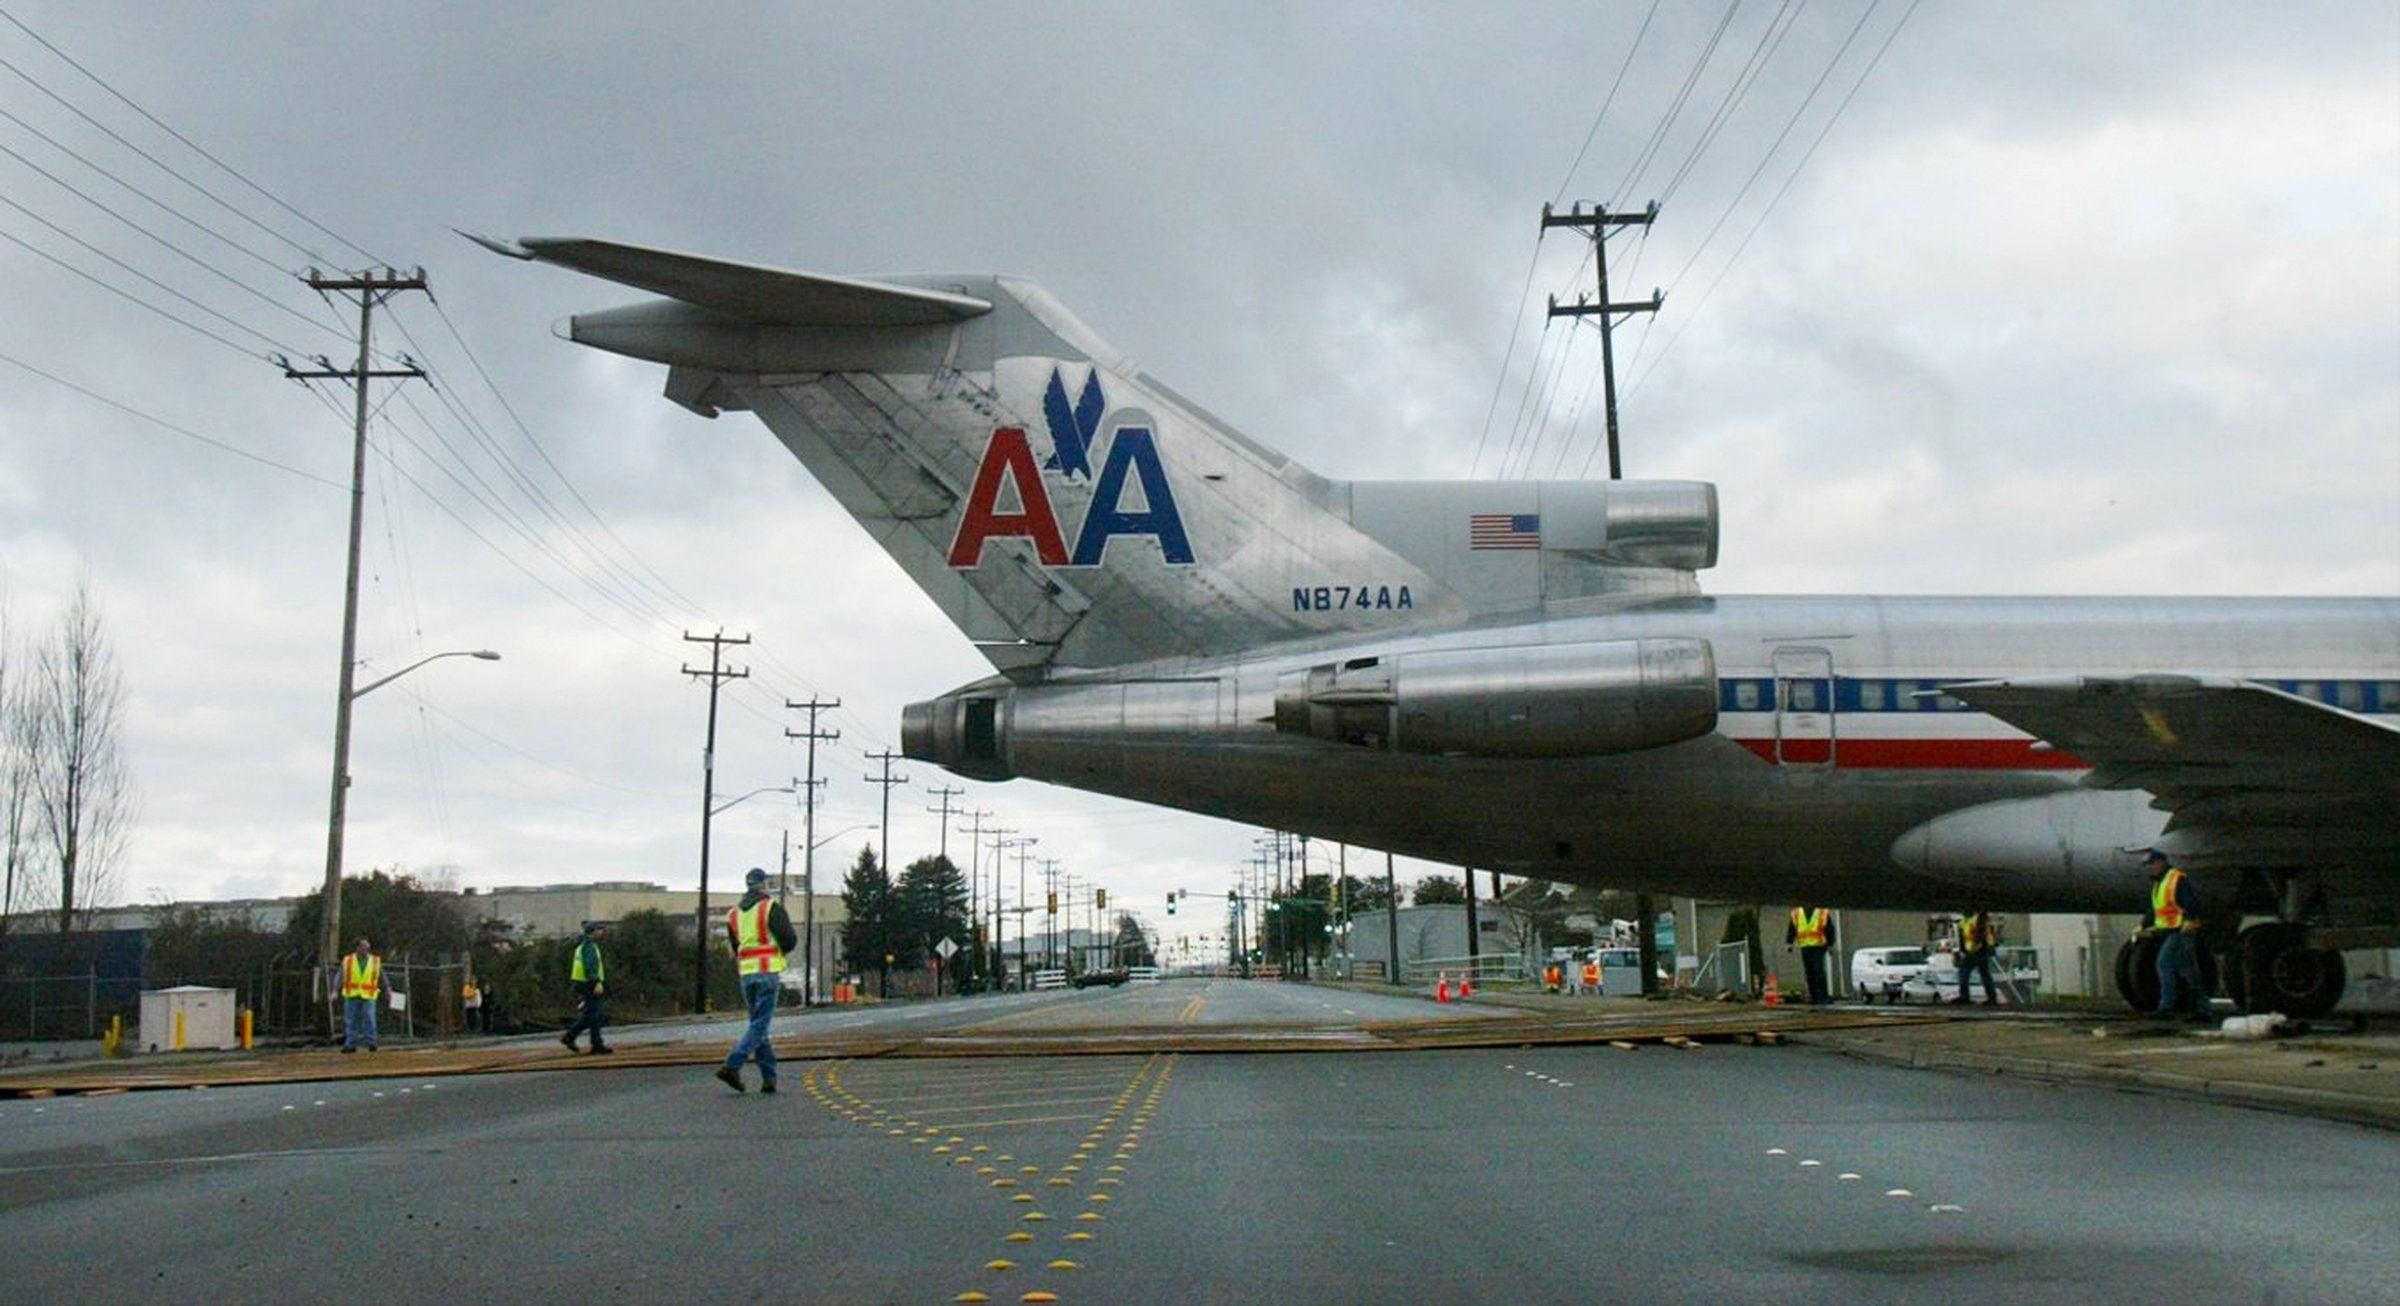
[561,920,612,1054]
[715,868,798,1094]
[1786,906,1834,1005]
[2146,851,2207,1019]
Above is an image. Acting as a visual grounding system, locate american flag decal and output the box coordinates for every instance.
[1469,513,1542,550]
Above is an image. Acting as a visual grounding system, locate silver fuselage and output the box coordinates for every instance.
[909,593,2399,916]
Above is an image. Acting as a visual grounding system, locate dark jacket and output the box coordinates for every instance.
[724,888,799,957]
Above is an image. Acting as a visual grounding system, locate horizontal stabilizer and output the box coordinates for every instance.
[461,232,990,326]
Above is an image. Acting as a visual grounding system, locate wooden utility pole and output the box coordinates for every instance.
[1541,201,1662,480]
[682,630,750,1013]
[282,268,428,1016]
[865,749,909,884]
[784,696,838,1007]
[1546,201,1668,996]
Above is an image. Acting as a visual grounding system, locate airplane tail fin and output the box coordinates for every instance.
[484,236,1715,674]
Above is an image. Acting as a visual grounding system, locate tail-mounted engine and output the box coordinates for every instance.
[1271,638,1716,759]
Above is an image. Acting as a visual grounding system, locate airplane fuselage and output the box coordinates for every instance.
[909,593,2400,916]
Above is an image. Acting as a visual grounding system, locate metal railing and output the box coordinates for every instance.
[1401,953,1527,986]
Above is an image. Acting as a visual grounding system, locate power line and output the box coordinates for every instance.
[0,346,344,487]
[0,5,380,266]
[1624,0,1920,404]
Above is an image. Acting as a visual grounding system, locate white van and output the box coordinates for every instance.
[1850,945,1932,1003]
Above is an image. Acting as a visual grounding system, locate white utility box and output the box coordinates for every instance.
[140,985,237,1052]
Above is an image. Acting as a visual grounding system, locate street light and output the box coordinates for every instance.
[317,648,501,993]
[712,783,796,817]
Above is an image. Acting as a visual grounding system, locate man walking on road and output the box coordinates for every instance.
[340,936,383,1053]
[716,867,797,1094]
[561,920,612,1054]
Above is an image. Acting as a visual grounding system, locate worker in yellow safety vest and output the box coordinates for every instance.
[2145,850,2207,1018]
[340,936,383,1053]
[715,867,798,1094]
[560,920,612,1054]
[1954,910,1999,1006]
[1786,907,1834,1006]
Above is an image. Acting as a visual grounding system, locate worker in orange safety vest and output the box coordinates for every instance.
[1786,906,1835,1006]
[715,867,798,1094]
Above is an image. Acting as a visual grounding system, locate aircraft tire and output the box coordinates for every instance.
[2240,924,2346,1018]
[2115,935,2162,1013]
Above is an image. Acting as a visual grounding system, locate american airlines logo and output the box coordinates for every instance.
[946,366,1195,569]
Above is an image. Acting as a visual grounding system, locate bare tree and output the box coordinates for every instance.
[0,587,30,936]
[24,581,136,933]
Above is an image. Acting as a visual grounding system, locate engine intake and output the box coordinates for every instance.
[1272,637,1716,759]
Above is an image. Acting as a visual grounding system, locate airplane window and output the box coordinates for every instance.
[1787,680,1818,711]
[1735,682,1760,711]
[2337,682,2364,710]
[1935,693,1964,711]
[2380,682,2400,711]
[1858,681,1885,710]
[2295,682,2321,703]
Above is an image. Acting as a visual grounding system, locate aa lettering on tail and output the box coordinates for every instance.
[946,368,1194,570]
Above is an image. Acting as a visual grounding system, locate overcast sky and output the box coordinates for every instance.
[1,2,2393,943]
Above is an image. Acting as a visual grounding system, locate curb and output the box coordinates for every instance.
[1792,1031,2400,1133]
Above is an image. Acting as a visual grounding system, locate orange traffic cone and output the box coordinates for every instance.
[1762,971,1781,1006]
[1435,973,1451,1003]
[1460,973,1474,998]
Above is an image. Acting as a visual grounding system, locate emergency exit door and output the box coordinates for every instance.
[1772,646,1836,767]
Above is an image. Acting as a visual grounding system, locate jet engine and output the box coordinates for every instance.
[1271,637,1716,759]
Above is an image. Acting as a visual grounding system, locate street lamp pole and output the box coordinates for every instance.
[315,648,498,991]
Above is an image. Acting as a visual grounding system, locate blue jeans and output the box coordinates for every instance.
[1958,950,1998,1002]
[2155,930,2203,1014]
[724,974,780,1084]
[564,990,607,1048]
[342,996,378,1049]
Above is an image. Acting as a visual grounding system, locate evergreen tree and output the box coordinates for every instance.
[1412,874,1465,905]
[896,853,969,976]
[839,845,898,992]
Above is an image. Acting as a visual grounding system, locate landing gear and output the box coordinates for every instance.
[2235,922,2346,1018]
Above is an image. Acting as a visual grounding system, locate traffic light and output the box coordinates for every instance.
[1046,891,1058,914]
[1096,888,1107,909]
[1166,892,1178,915]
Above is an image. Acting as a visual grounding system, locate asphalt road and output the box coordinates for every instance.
[3,979,2392,1304]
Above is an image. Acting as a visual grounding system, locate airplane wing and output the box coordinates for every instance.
[1943,674,2400,869]
[461,232,991,326]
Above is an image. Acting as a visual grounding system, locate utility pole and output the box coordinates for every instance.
[961,808,992,989]
[1385,851,1401,987]
[1043,858,1063,971]
[683,630,751,1014]
[865,749,909,885]
[1546,199,1666,996]
[925,785,963,862]
[283,267,429,1014]
[1541,200,1662,481]
[785,697,839,1007]
[1464,863,1481,966]
[987,827,1018,988]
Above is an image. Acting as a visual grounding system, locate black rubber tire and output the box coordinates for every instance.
[2116,934,2163,1013]
[2241,924,2347,1017]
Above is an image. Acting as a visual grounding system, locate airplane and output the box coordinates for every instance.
[475,234,2400,1017]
